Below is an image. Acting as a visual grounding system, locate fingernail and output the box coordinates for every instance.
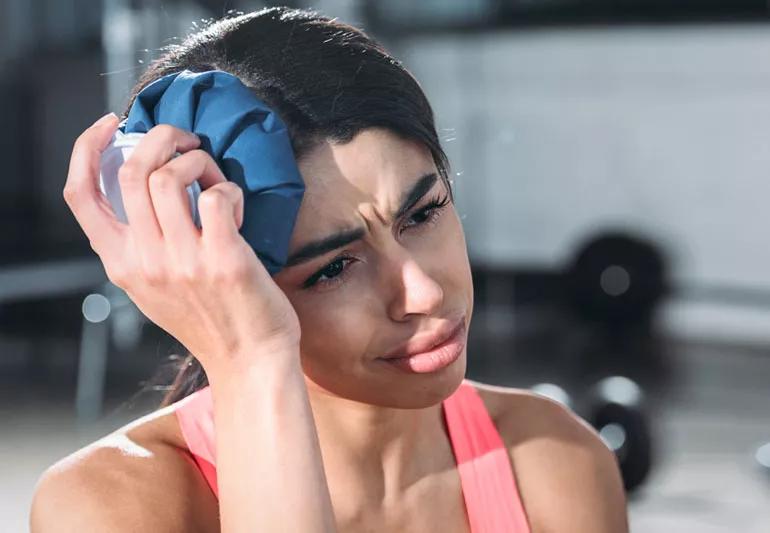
[94,112,117,126]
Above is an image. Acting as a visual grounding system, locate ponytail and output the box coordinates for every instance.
[136,343,209,408]
[158,352,209,407]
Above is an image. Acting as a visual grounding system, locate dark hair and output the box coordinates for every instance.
[129,6,453,407]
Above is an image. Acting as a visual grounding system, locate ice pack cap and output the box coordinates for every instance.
[120,69,305,276]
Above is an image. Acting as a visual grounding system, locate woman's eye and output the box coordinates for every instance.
[304,257,354,289]
[303,192,451,290]
[401,192,451,231]
[408,208,433,225]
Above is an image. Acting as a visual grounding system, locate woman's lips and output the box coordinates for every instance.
[382,316,466,359]
[378,321,466,374]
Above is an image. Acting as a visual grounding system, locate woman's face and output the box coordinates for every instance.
[273,128,473,409]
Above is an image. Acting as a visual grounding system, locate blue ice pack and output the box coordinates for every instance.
[99,69,304,276]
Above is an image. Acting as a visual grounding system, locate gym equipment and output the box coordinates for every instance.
[585,376,653,492]
[565,233,667,325]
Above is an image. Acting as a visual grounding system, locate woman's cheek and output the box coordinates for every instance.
[300,294,372,362]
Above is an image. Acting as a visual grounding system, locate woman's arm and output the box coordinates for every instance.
[207,349,338,533]
[54,114,338,532]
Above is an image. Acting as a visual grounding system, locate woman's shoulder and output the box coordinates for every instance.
[30,404,219,533]
[464,379,629,533]
[462,378,604,445]
[463,378,585,434]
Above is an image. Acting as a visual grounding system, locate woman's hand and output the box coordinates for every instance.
[63,113,301,375]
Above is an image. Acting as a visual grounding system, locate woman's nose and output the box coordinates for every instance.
[386,252,444,320]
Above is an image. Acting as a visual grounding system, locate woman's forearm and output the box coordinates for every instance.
[206,348,337,533]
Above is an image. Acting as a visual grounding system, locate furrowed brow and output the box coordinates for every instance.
[285,172,439,267]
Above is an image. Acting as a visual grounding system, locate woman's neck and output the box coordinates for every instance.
[306,383,455,507]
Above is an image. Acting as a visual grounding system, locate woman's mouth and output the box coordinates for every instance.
[377,320,466,374]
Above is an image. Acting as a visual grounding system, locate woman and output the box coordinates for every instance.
[31,7,627,532]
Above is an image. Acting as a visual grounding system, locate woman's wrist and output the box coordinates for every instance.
[204,340,302,390]
[202,340,336,533]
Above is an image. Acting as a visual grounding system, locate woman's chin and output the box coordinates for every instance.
[372,348,468,409]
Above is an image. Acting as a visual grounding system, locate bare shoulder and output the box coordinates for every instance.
[30,405,219,533]
[466,379,629,533]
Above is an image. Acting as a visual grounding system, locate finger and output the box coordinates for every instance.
[198,181,245,246]
[149,149,228,260]
[119,125,201,276]
[64,113,127,257]
[118,124,201,246]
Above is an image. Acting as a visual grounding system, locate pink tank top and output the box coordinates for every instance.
[173,378,531,532]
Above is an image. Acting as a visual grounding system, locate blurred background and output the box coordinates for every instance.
[2,0,770,531]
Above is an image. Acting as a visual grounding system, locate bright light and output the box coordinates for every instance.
[756,443,770,469]
[531,383,571,407]
[599,423,627,452]
[82,293,111,323]
[597,376,642,407]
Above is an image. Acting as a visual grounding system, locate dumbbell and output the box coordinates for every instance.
[585,376,653,493]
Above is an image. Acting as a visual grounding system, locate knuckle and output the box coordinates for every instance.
[222,181,243,197]
[140,262,167,286]
[87,239,101,255]
[117,160,141,186]
[211,259,249,284]
[104,264,129,288]
[199,187,228,209]
[189,149,210,164]
[62,186,78,206]
[173,261,204,284]
[148,167,176,191]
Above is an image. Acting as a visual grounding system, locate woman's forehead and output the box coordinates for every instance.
[289,128,439,262]
[292,128,436,233]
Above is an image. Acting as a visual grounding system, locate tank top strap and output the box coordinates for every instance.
[174,386,219,497]
[174,380,530,531]
[442,380,531,532]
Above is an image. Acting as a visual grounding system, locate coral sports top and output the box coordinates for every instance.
[173,379,531,532]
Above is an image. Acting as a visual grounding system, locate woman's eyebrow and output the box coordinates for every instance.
[285,172,438,267]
